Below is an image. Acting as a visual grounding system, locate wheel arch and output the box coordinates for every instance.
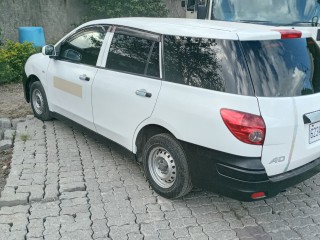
[134,122,181,162]
[25,74,41,103]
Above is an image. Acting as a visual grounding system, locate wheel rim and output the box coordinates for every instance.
[148,147,176,188]
[32,89,44,115]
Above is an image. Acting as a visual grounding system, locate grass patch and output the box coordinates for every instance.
[20,133,30,142]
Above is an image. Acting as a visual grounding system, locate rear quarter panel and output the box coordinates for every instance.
[147,82,262,157]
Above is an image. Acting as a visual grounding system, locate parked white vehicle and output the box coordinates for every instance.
[24,18,320,201]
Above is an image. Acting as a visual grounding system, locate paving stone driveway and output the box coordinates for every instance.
[0,118,320,240]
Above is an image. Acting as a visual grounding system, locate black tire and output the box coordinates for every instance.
[142,133,192,199]
[30,81,52,121]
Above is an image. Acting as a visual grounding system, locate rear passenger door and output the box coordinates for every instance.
[92,27,162,150]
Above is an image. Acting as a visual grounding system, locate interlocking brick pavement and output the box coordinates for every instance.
[0,117,320,239]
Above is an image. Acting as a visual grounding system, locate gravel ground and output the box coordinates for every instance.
[0,149,11,193]
[0,83,32,118]
[0,83,32,196]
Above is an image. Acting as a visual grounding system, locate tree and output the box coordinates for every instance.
[83,0,168,19]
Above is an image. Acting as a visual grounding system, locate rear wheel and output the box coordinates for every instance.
[142,133,192,199]
[30,81,52,121]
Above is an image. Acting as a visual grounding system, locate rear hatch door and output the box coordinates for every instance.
[241,37,320,176]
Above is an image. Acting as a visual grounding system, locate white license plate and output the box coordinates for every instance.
[309,121,320,144]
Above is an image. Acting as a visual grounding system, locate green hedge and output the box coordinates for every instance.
[0,40,37,85]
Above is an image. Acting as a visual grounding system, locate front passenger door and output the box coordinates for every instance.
[47,26,107,130]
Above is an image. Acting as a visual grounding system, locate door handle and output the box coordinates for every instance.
[135,89,152,98]
[79,74,90,81]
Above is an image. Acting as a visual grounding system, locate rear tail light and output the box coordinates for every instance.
[274,30,302,39]
[220,109,266,145]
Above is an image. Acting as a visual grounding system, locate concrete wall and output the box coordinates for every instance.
[0,0,86,43]
[0,0,185,43]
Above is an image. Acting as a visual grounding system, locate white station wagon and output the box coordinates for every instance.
[23,18,320,201]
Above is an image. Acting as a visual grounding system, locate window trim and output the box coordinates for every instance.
[61,25,109,46]
[97,67,162,81]
[115,27,160,42]
[160,35,165,80]
[159,35,164,79]
[144,41,156,75]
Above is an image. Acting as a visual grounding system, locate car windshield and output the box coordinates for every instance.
[212,0,320,26]
[241,38,320,97]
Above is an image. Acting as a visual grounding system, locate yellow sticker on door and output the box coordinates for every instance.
[53,77,82,98]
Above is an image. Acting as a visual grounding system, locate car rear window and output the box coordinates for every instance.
[163,36,254,96]
[241,38,320,97]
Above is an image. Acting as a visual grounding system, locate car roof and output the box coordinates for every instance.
[78,18,311,41]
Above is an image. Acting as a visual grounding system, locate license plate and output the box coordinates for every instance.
[309,121,320,144]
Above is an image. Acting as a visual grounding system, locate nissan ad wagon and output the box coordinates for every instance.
[23,18,320,201]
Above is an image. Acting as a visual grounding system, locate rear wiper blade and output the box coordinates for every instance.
[285,17,319,26]
[288,21,314,24]
[239,20,271,23]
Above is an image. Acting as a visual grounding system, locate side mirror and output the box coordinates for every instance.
[42,45,55,56]
[197,4,207,19]
[181,0,186,8]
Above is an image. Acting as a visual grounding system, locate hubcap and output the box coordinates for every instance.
[32,89,44,115]
[148,147,176,188]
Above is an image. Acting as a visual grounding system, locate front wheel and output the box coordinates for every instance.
[142,133,192,199]
[30,81,52,121]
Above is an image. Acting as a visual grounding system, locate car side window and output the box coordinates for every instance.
[59,27,106,66]
[163,35,254,96]
[106,30,160,78]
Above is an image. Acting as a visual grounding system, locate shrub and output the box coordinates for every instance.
[0,40,37,85]
[83,0,168,19]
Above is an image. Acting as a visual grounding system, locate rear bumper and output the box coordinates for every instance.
[181,141,320,201]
